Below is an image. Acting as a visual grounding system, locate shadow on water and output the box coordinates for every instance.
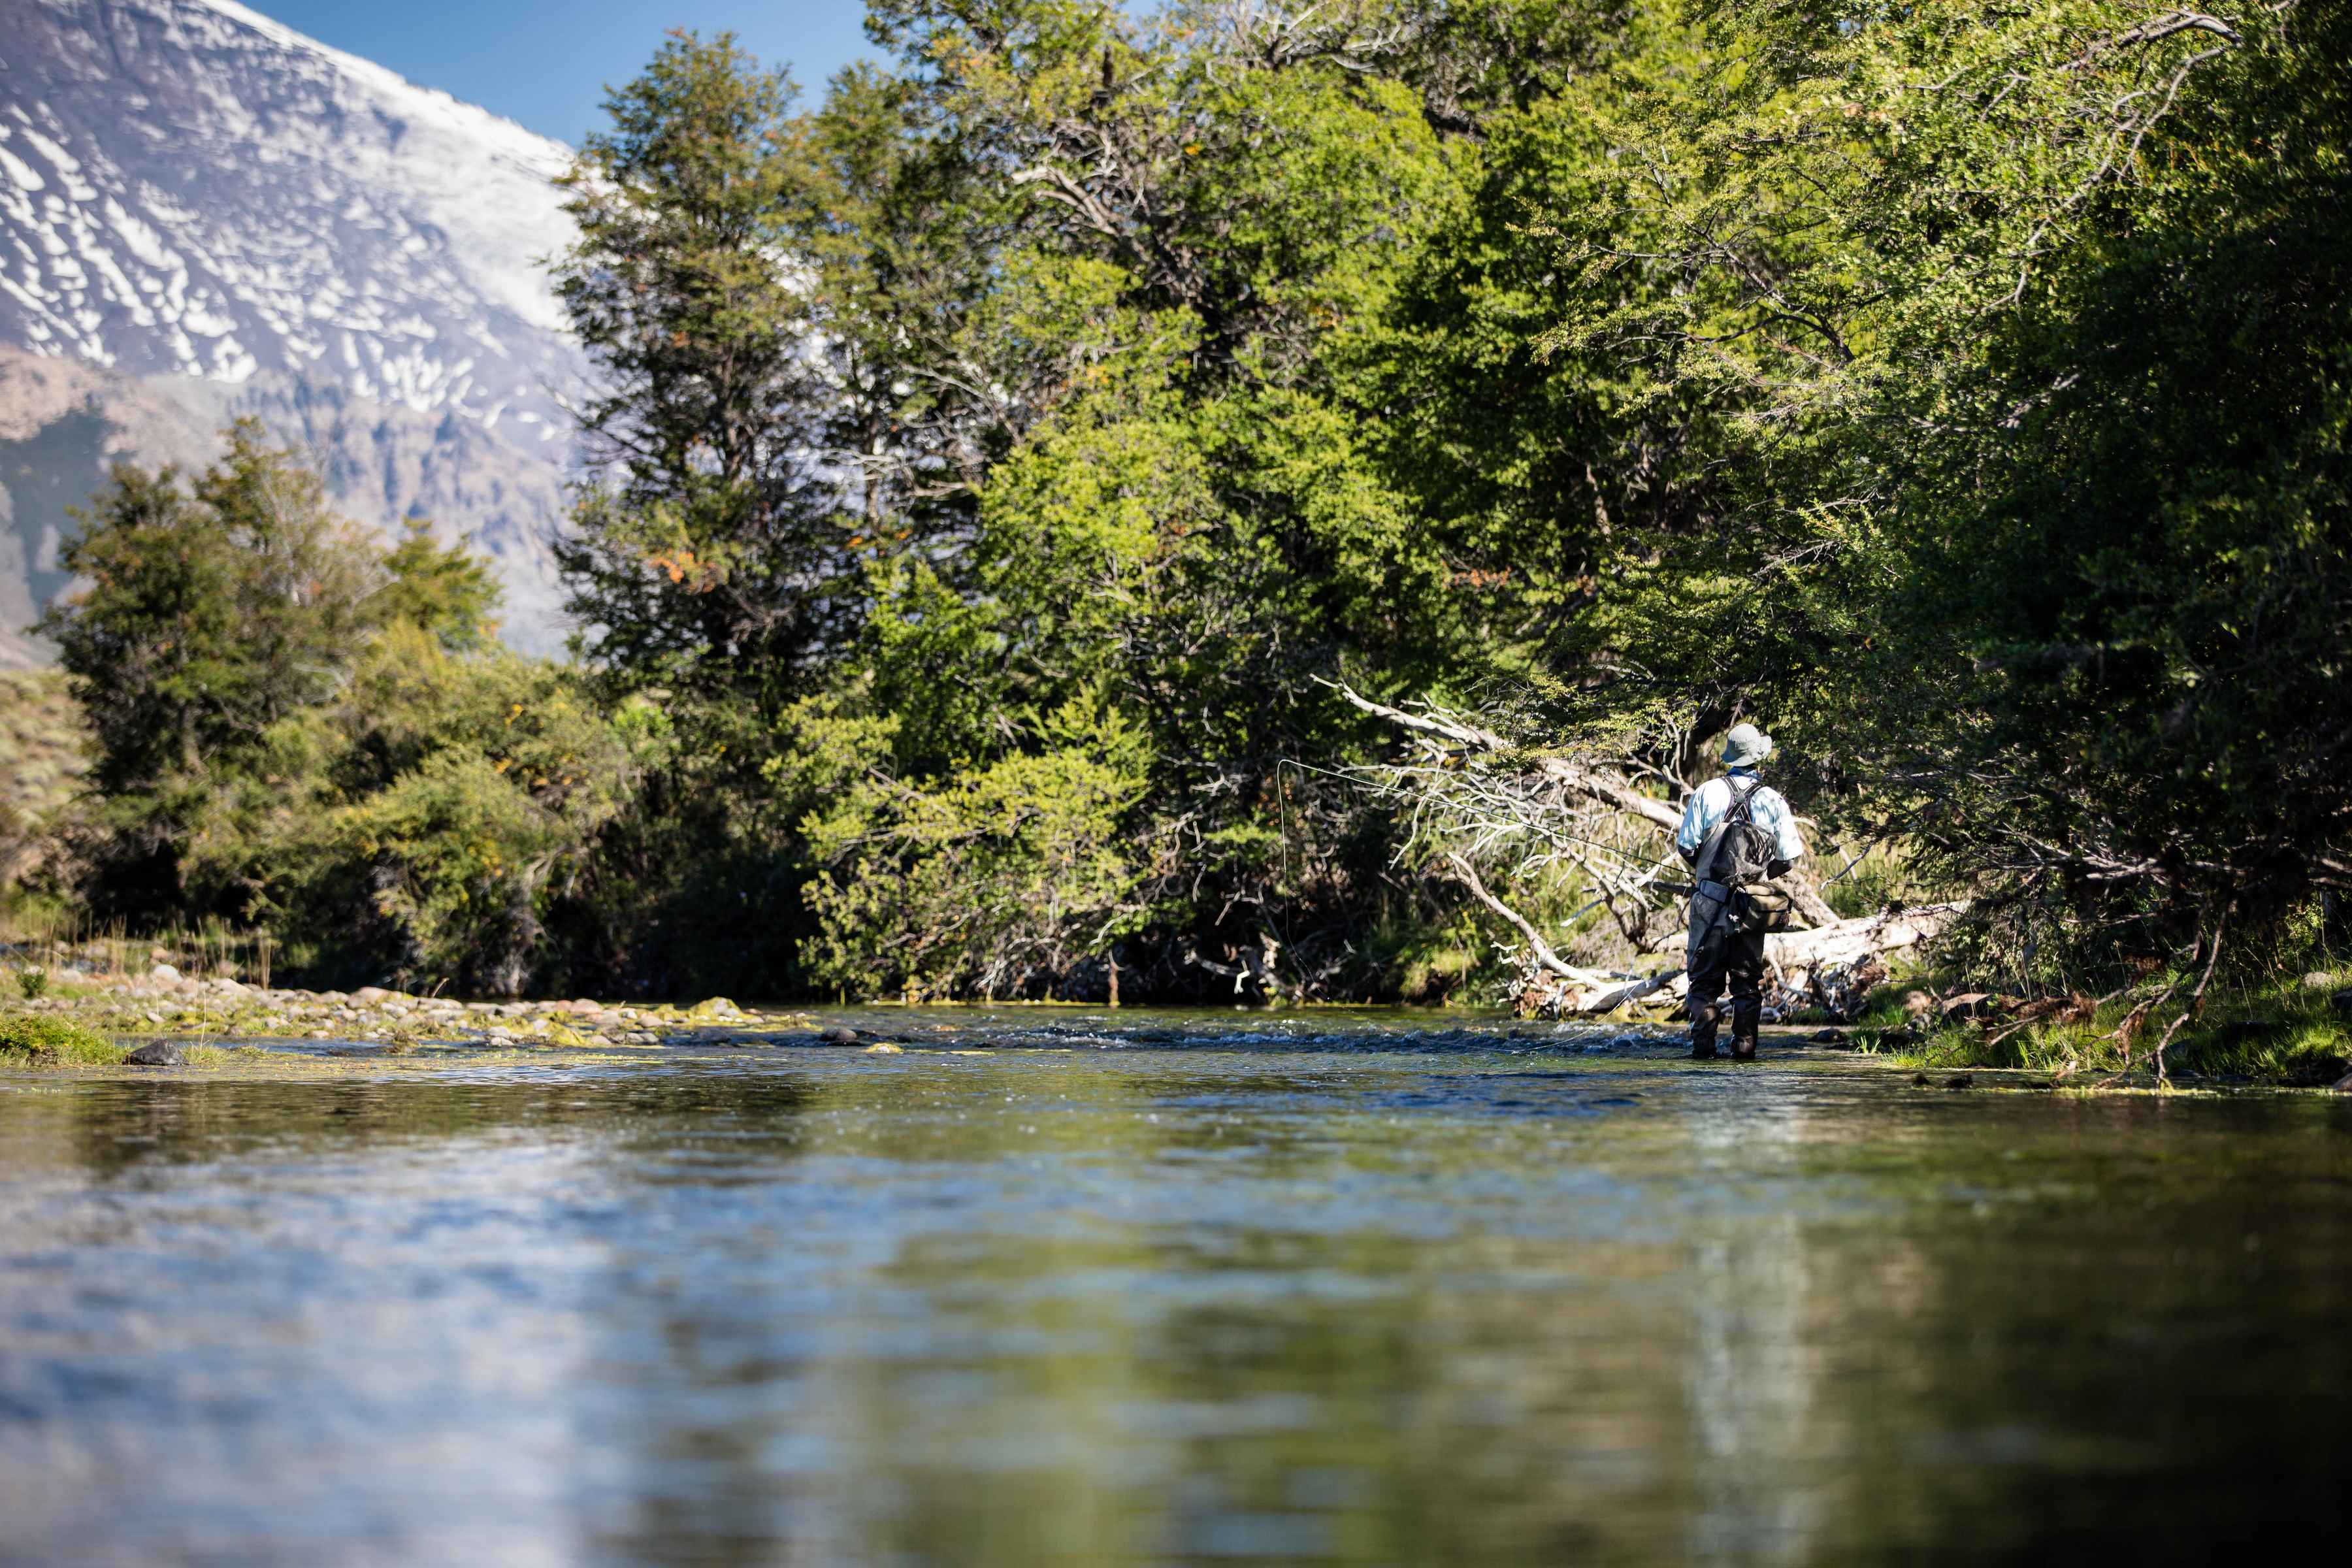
[0,1018,2347,1563]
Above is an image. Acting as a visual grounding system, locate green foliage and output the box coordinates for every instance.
[1885,989,2351,1090]
[1529,1,2352,988]
[539,0,1662,998]
[41,1,2352,1023]
[378,519,504,653]
[553,30,848,701]
[38,422,383,917]
[14,967,46,1000]
[802,698,1154,999]
[39,431,642,996]
[284,627,644,995]
[0,1012,117,1065]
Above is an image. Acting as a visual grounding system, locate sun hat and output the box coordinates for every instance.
[1720,723,1773,768]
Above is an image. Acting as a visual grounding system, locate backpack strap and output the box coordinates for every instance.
[1723,777,1759,830]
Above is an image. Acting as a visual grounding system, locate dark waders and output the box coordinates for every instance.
[1687,919,1765,1061]
[1684,779,1769,1061]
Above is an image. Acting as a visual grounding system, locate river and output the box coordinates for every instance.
[1,1012,2345,1563]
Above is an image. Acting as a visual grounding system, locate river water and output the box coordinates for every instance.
[1,1012,2345,1564]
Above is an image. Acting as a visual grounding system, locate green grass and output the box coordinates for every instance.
[0,1012,125,1065]
[1853,981,2351,1087]
[0,1013,255,1069]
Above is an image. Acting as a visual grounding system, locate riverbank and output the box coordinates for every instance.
[1853,975,2352,1090]
[5,955,2349,1091]
[0,964,837,1058]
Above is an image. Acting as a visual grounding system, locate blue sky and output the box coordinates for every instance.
[259,1,877,146]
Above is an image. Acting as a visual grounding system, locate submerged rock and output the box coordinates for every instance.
[819,1026,859,1046]
[863,1041,903,1054]
[123,1041,184,1067]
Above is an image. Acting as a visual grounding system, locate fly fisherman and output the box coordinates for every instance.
[1675,724,1808,1061]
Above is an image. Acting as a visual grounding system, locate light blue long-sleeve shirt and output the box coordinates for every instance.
[1675,770,1806,866]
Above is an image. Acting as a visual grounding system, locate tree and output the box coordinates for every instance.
[553,31,845,702]
[378,518,503,654]
[1524,1,2352,1011]
[39,422,380,915]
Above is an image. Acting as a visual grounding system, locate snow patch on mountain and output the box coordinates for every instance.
[0,0,596,653]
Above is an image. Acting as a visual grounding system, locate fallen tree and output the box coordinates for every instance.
[1339,684,1955,1019]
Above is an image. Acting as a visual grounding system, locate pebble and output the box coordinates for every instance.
[122,1041,184,1067]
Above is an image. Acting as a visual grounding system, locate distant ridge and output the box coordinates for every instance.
[0,0,595,659]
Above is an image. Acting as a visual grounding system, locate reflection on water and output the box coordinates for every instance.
[0,1015,2346,1564]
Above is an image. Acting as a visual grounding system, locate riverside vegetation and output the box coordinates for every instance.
[5,1,2349,1087]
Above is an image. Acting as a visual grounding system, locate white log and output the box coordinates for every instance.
[1647,903,1965,961]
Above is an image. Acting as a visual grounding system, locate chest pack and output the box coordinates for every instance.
[1693,779,1795,934]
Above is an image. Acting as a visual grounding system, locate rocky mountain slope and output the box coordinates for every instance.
[0,0,592,659]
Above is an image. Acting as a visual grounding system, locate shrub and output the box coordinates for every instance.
[0,1013,120,1065]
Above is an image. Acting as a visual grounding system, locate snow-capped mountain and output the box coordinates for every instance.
[0,0,592,657]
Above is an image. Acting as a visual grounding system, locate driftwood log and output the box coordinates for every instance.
[1341,684,1956,1020]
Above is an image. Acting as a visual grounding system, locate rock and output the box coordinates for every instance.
[353,986,402,1004]
[819,1026,859,1046]
[212,977,249,996]
[1943,1073,1974,1090]
[2332,1070,2352,1094]
[863,1041,903,1054]
[1812,1029,1846,1045]
[2330,990,2352,1021]
[149,962,181,982]
[1911,1072,1933,1086]
[123,1041,184,1067]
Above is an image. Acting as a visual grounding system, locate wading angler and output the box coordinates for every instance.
[1676,725,1807,1061]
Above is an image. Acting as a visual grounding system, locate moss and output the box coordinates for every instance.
[0,1013,125,1066]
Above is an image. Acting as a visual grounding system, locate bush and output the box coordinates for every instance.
[802,699,1153,1000]
[0,1013,120,1065]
